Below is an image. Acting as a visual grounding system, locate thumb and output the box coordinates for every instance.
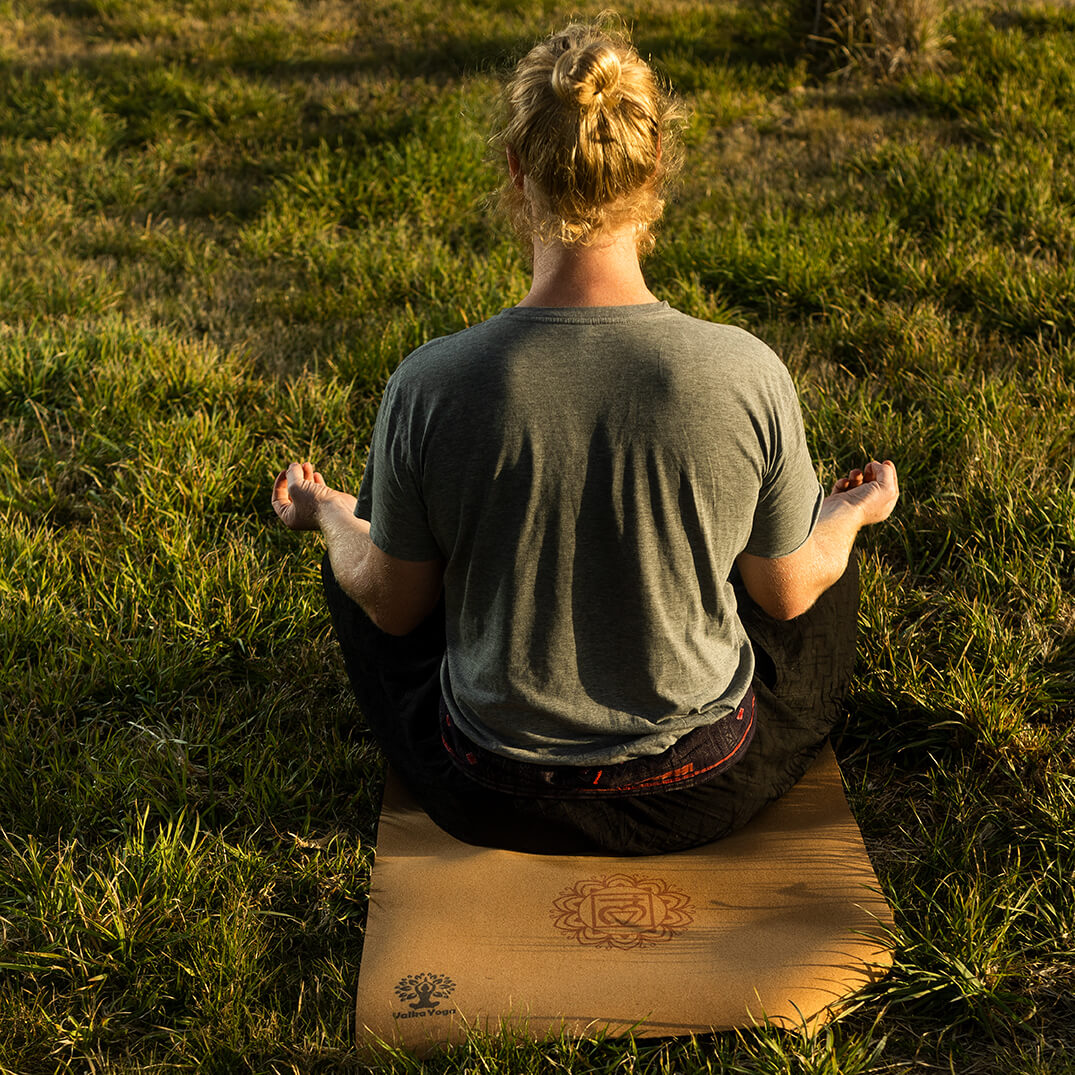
[286,461,307,489]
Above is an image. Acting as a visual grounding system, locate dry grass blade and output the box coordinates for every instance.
[809,0,954,78]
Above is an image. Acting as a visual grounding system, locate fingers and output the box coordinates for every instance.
[879,459,898,498]
[862,459,900,520]
[833,467,864,494]
[844,460,897,485]
[273,460,341,526]
[271,468,291,512]
[274,462,313,515]
[832,460,899,503]
[864,459,898,489]
[284,460,321,489]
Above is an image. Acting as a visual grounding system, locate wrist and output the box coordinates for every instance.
[818,494,866,560]
[315,490,359,529]
[823,492,866,525]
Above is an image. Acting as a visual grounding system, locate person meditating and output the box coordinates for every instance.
[271,20,898,855]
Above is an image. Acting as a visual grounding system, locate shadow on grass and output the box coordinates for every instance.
[837,692,969,770]
[14,3,825,94]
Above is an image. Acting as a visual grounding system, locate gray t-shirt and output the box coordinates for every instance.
[356,303,823,765]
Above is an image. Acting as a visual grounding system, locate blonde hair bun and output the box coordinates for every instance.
[551,44,623,111]
[493,18,684,253]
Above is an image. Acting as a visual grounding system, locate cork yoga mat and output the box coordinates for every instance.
[355,744,894,1055]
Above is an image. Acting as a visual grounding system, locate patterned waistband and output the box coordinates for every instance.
[439,686,756,800]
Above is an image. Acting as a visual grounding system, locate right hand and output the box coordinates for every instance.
[828,459,899,527]
[271,461,357,531]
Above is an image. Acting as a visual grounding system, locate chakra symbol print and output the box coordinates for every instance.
[551,874,694,949]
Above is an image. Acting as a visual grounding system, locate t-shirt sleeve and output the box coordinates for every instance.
[356,374,442,562]
[742,363,823,558]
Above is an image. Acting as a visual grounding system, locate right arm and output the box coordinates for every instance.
[271,461,444,636]
[736,459,899,620]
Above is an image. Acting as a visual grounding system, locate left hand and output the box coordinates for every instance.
[832,469,864,495]
[828,459,899,526]
[271,461,356,530]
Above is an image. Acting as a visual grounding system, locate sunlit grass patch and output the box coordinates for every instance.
[0,813,373,1068]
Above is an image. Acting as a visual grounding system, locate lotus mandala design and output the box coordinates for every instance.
[551,874,694,949]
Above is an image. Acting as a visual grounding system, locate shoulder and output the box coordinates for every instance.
[656,309,797,396]
[663,310,782,362]
[389,314,515,386]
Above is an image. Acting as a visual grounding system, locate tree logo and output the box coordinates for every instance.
[394,972,457,1011]
[551,874,694,949]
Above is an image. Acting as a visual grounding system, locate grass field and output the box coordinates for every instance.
[1,0,1074,1070]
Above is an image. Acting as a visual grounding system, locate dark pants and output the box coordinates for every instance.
[323,554,859,856]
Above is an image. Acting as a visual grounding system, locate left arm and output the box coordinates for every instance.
[271,461,444,636]
[736,459,898,620]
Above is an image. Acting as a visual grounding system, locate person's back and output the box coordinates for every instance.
[361,305,821,764]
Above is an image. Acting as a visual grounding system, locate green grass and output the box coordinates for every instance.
[2,0,1074,1070]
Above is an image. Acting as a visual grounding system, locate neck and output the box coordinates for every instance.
[518,228,658,308]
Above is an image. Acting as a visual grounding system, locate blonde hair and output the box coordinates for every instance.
[493,18,683,255]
